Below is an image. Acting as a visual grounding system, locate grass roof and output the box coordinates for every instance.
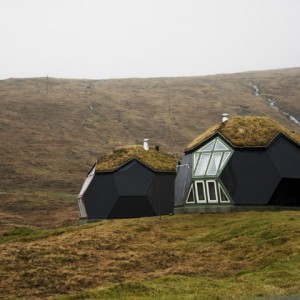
[96,145,177,172]
[185,116,300,152]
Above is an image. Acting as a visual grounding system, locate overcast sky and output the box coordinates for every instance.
[1,0,300,80]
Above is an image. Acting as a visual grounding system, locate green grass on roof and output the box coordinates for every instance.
[185,116,300,152]
[96,145,177,172]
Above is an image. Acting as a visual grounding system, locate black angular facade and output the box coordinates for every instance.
[78,159,176,221]
[220,135,300,206]
[175,134,300,209]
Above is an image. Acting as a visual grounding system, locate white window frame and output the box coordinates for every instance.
[185,184,195,204]
[206,180,218,203]
[195,180,207,203]
[218,184,230,203]
[194,152,211,176]
[206,152,223,176]
[193,153,200,172]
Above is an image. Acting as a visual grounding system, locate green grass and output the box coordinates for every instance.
[0,225,77,243]
[58,260,300,300]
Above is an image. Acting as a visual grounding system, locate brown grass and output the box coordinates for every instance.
[0,190,77,234]
[96,145,178,172]
[185,116,300,151]
[0,68,300,229]
[0,211,300,299]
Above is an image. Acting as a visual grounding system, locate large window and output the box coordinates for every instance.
[186,180,231,204]
[186,137,233,205]
[193,138,232,177]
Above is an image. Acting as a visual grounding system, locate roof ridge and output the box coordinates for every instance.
[185,116,300,152]
[96,145,177,172]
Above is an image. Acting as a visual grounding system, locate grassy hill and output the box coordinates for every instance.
[0,211,300,299]
[1,68,300,230]
[1,67,300,230]
[1,68,300,298]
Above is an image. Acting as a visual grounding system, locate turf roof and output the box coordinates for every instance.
[95,145,177,172]
[185,116,300,152]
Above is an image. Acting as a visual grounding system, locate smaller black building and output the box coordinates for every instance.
[78,145,177,221]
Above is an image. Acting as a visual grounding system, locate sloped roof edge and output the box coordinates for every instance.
[95,157,176,174]
[95,145,177,173]
[184,116,300,153]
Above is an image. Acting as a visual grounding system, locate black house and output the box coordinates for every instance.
[78,144,177,221]
[175,116,300,212]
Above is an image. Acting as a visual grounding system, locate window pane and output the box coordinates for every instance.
[219,151,231,170]
[193,153,200,171]
[206,152,222,175]
[78,198,87,218]
[196,181,206,202]
[219,185,230,203]
[199,140,215,152]
[186,185,195,203]
[214,139,229,151]
[207,181,217,202]
[195,153,211,176]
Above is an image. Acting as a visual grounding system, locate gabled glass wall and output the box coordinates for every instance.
[186,137,233,205]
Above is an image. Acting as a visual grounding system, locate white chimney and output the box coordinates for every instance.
[222,113,229,122]
[143,138,149,150]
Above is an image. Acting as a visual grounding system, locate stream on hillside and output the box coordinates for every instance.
[249,82,300,126]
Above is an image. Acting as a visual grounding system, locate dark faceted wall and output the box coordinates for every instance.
[268,136,300,178]
[269,178,300,205]
[220,136,300,205]
[148,173,176,215]
[220,150,281,204]
[83,160,175,219]
[84,174,118,219]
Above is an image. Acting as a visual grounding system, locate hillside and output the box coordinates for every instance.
[0,211,300,299]
[1,68,300,229]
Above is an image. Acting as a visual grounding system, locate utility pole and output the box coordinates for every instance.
[46,74,49,98]
[168,89,171,117]
[165,80,171,117]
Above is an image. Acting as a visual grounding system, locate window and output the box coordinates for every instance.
[201,140,215,151]
[78,198,87,218]
[219,151,231,170]
[206,152,222,176]
[219,185,230,203]
[193,153,200,171]
[189,138,233,205]
[193,137,233,178]
[186,180,231,205]
[214,139,229,151]
[186,185,195,203]
[195,153,210,176]
[195,181,206,203]
[206,180,218,203]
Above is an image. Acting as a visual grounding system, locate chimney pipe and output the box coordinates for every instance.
[143,138,149,150]
[222,113,229,122]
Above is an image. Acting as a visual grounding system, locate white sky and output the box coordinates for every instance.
[1,0,300,80]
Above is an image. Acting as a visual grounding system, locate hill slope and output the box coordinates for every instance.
[0,211,300,299]
[0,68,300,228]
